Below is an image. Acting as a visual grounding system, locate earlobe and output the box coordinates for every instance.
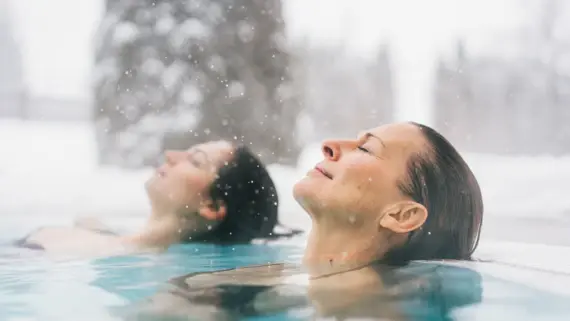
[198,200,227,221]
[379,202,427,234]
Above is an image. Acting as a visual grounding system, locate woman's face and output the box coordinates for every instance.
[293,123,429,225]
[146,141,234,214]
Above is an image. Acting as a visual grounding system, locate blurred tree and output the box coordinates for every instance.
[291,42,394,141]
[434,0,570,155]
[94,0,302,168]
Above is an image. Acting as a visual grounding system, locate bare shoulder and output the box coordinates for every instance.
[73,216,116,234]
[24,226,124,255]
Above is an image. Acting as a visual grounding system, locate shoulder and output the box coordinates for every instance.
[21,226,124,254]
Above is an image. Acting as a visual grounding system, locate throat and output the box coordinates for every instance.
[303,223,386,279]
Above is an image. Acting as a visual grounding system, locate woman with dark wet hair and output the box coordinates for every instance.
[294,121,483,273]
[16,141,300,255]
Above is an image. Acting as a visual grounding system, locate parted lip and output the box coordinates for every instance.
[315,165,333,179]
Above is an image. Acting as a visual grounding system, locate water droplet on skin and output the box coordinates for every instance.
[341,252,348,258]
[348,216,356,224]
[368,177,373,182]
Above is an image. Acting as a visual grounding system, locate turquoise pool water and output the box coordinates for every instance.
[1,241,570,320]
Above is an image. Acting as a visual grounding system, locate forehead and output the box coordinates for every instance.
[360,123,428,157]
[190,140,234,164]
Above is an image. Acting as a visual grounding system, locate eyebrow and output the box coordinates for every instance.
[189,148,212,165]
[364,132,386,148]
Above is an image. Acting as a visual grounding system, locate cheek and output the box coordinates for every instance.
[341,158,381,188]
[340,160,400,208]
[183,173,212,199]
[166,170,211,204]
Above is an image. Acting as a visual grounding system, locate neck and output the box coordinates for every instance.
[303,218,388,278]
[123,209,185,249]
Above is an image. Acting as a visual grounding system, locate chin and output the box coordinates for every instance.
[144,176,155,192]
[144,176,164,200]
[293,176,314,201]
[293,177,331,214]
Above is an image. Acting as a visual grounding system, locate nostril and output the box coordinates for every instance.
[323,146,334,158]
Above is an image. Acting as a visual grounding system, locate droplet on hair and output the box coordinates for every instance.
[207,225,212,230]
[348,216,356,224]
[229,232,232,235]
[427,231,431,235]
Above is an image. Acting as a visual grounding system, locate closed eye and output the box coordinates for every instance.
[188,155,203,167]
[357,145,383,160]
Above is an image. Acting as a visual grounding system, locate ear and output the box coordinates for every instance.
[379,202,427,234]
[198,199,227,221]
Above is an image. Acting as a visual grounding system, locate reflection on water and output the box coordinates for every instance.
[91,244,303,302]
[121,261,484,321]
[119,259,570,321]
[2,243,570,321]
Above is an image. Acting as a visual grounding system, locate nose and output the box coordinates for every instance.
[322,139,357,161]
[321,140,341,161]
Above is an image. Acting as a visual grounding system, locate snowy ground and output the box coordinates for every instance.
[1,119,570,255]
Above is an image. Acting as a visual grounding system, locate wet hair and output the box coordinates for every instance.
[189,145,302,244]
[384,122,483,265]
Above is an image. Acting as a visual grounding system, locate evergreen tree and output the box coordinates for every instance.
[94,0,301,167]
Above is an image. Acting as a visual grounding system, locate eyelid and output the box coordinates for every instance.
[357,144,383,159]
[188,153,204,167]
